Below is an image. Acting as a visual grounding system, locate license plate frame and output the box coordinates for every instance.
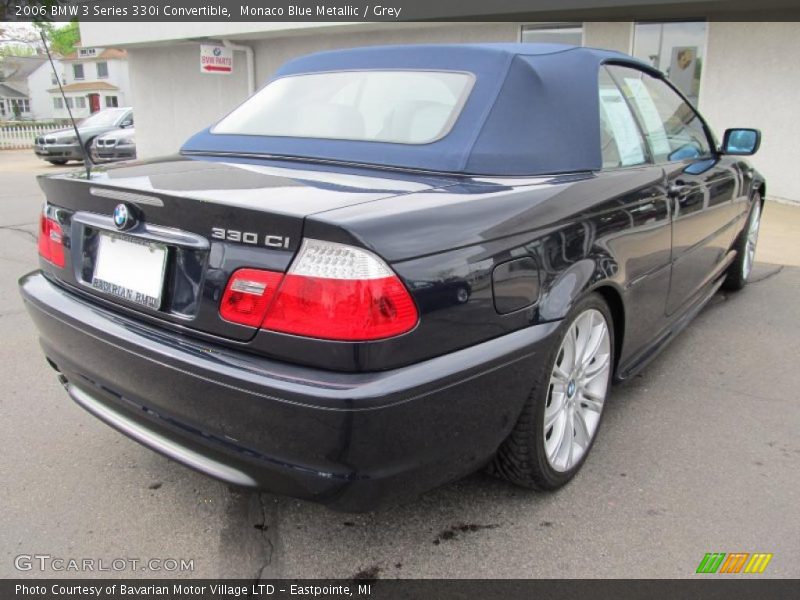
[91,232,168,310]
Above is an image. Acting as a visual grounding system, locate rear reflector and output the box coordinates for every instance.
[218,239,419,340]
[38,209,65,268]
[219,268,283,327]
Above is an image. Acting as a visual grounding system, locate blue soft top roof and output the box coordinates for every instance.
[182,43,654,176]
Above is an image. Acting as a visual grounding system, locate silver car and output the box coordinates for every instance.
[34,108,133,165]
[92,127,136,163]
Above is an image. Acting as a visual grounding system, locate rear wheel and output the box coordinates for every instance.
[492,293,614,490]
[723,194,762,291]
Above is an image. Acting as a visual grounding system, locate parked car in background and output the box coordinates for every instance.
[20,44,764,511]
[33,107,133,165]
[92,127,136,163]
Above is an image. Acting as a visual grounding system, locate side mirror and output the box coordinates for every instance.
[721,128,761,156]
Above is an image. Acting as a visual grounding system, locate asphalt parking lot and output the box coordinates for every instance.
[1,149,798,580]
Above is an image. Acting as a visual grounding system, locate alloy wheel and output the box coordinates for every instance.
[544,308,612,472]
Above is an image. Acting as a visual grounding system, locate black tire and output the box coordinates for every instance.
[47,160,68,165]
[490,292,615,490]
[722,193,762,292]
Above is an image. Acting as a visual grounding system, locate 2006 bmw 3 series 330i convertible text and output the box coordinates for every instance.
[20,44,765,511]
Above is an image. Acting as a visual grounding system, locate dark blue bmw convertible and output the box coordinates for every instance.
[20,44,764,511]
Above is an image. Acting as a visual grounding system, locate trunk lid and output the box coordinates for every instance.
[38,155,452,342]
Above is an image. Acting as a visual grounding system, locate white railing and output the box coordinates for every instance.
[0,124,52,150]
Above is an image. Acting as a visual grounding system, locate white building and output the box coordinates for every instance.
[26,58,60,120]
[43,47,131,120]
[80,20,800,203]
[0,55,44,120]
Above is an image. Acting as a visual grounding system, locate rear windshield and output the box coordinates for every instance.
[212,70,475,145]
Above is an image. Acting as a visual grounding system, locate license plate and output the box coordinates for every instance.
[92,233,167,309]
[38,146,48,153]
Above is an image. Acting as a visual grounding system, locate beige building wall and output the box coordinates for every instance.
[583,22,633,53]
[698,22,800,202]
[125,43,250,158]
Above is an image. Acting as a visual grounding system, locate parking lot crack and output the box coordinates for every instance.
[254,492,279,580]
[0,224,37,244]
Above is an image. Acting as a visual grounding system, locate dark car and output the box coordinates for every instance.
[92,127,136,163]
[20,44,764,511]
[33,107,133,165]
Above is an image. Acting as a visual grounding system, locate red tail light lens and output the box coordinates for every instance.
[38,210,65,268]
[219,268,283,327]
[263,239,418,341]
[218,239,419,340]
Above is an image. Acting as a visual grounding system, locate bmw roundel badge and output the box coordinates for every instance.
[113,204,133,230]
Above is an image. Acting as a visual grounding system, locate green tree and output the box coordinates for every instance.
[0,44,38,58]
[47,21,80,56]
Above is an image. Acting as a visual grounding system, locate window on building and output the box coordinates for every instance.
[598,67,647,169]
[75,97,87,109]
[8,99,29,114]
[51,74,58,85]
[105,96,119,108]
[633,21,707,105]
[54,97,64,109]
[73,64,85,80]
[96,62,109,78]
[65,97,74,109]
[521,23,583,45]
[0,100,5,116]
[607,64,712,163]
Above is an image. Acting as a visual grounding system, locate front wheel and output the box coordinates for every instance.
[492,293,614,490]
[47,160,68,165]
[723,194,762,291]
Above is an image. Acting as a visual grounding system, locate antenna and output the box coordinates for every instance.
[38,27,92,179]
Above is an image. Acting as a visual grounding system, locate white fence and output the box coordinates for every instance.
[0,124,51,150]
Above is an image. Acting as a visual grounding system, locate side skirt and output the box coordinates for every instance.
[615,249,736,382]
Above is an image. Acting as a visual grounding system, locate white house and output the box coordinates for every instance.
[44,46,131,120]
[0,55,45,120]
[26,58,61,120]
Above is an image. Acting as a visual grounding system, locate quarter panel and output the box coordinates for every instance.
[295,167,673,372]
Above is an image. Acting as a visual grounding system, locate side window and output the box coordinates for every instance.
[607,65,712,163]
[598,67,647,169]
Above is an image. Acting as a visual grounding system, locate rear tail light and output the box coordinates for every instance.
[38,209,65,267]
[219,239,419,341]
[219,269,283,327]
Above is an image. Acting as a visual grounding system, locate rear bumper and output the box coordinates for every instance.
[20,271,558,511]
